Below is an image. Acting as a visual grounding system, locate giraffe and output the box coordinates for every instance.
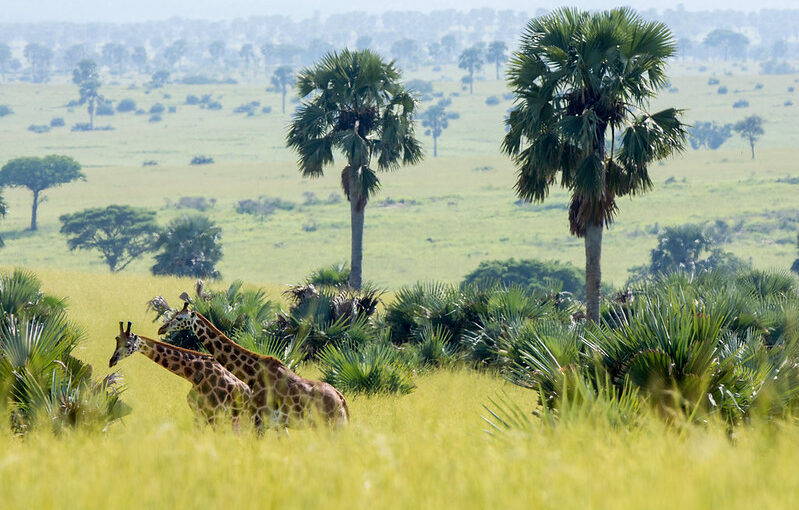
[109,321,252,429]
[157,302,349,431]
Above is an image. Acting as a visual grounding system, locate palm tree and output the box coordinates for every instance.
[502,8,687,322]
[485,41,508,80]
[271,66,294,114]
[287,49,423,289]
[420,104,459,157]
[458,47,483,94]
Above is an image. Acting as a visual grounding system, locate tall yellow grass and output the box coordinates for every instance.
[1,270,799,509]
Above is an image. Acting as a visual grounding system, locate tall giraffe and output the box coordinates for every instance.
[109,321,251,428]
[157,303,349,431]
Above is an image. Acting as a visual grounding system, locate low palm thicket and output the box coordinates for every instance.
[0,269,129,434]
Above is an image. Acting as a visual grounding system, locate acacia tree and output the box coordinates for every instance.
[0,155,85,231]
[458,47,483,94]
[502,8,686,322]
[733,115,764,159]
[270,66,294,114]
[59,205,160,271]
[485,41,508,80]
[287,49,423,289]
[73,59,103,129]
[420,104,459,157]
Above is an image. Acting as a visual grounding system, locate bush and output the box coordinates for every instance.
[204,101,222,110]
[71,123,91,132]
[168,106,176,113]
[235,196,295,218]
[116,98,136,112]
[190,155,214,165]
[27,124,51,134]
[306,263,350,288]
[733,99,750,108]
[96,103,114,116]
[0,105,13,117]
[186,94,201,105]
[168,196,215,211]
[708,77,719,85]
[149,114,162,123]
[754,83,763,90]
[149,103,165,114]
[0,269,130,434]
[463,258,588,299]
[717,86,728,94]
[318,342,415,395]
[151,215,223,279]
[233,101,260,114]
[485,96,500,106]
[261,106,272,114]
[142,160,158,166]
[50,117,65,127]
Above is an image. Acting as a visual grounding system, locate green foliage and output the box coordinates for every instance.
[458,47,483,93]
[734,115,765,158]
[0,269,128,434]
[628,224,748,282]
[154,280,279,353]
[318,341,415,395]
[72,59,102,128]
[59,205,161,272]
[287,49,423,205]
[689,121,732,150]
[462,258,588,300]
[151,215,223,279]
[306,263,350,288]
[0,154,84,230]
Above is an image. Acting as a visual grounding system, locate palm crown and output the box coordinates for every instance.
[287,49,422,208]
[502,7,686,236]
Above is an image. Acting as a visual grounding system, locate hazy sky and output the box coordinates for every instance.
[5,0,798,23]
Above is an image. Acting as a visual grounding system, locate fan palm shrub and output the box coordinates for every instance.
[318,340,415,395]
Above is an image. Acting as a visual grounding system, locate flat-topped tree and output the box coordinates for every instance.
[59,205,160,272]
[502,7,687,322]
[0,155,84,231]
[287,49,423,289]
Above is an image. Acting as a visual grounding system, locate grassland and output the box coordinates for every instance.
[0,61,797,289]
[2,270,799,509]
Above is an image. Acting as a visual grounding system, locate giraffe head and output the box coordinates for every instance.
[109,321,141,367]
[157,302,196,336]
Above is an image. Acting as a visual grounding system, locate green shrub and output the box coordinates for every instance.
[0,105,12,117]
[463,258,587,299]
[318,341,415,395]
[116,98,136,112]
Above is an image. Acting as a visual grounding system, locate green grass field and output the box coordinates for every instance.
[0,61,797,289]
[2,270,799,509]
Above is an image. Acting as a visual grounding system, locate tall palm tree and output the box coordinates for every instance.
[502,8,687,322]
[485,41,508,80]
[271,66,294,114]
[287,49,423,289]
[458,47,483,94]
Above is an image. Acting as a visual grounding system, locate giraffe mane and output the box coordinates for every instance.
[193,311,286,366]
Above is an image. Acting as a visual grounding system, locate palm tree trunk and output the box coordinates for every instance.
[349,198,365,290]
[282,88,286,114]
[433,135,438,157]
[749,137,755,159]
[584,223,603,322]
[495,62,499,80]
[30,189,39,231]
[469,69,474,94]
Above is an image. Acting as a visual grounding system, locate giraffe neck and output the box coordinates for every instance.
[136,334,212,383]
[190,312,283,387]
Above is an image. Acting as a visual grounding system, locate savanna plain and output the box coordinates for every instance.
[1,26,799,510]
